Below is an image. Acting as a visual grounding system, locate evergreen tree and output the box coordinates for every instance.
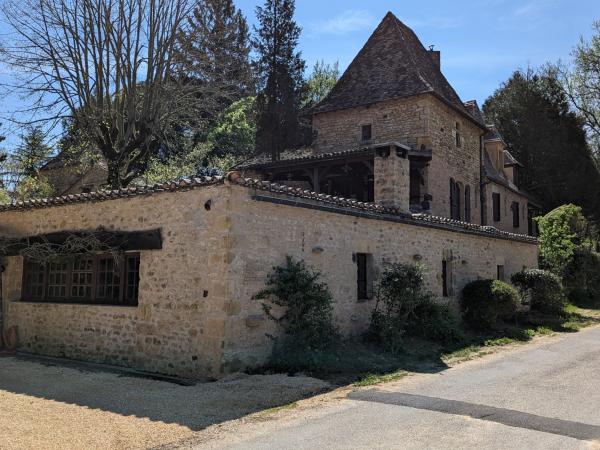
[252,0,306,160]
[302,60,340,108]
[483,68,600,220]
[178,0,253,126]
[12,127,51,179]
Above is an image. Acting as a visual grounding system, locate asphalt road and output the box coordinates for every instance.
[203,326,600,450]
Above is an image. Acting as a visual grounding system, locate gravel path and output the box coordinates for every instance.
[0,356,330,450]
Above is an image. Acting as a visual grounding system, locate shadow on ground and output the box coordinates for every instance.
[0,354,330,433]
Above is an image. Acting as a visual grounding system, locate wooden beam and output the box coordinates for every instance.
[0,229,163,256]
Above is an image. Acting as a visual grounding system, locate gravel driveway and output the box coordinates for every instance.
[0,356,330,450]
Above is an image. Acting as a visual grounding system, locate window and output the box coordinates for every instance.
[528,208,536,236]
[361,124,372,142]
[455,122,462,147]
[464,185,471,223]
[442,250,454,297]
[356,253,373,301]
[512,201,520,228]
[450,178,461,220]
[497,265,505,281]
[22,253,140,306]
[442,260,449,297]
[492,193,501,222]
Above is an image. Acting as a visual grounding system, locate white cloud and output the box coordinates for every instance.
[309,10,377,36]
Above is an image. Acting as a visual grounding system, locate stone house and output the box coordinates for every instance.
[241,12,540,235]
[0,13,539,379]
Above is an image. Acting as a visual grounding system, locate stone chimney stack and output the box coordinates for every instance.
[373,144,410,213]
[429,50,441,70]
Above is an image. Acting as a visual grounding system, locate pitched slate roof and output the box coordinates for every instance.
[309,12,485,128]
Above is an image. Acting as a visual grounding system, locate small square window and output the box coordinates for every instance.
[361,124,372,142]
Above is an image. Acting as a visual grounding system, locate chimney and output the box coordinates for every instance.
[429,50,441,70]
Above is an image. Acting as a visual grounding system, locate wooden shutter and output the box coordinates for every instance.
[450,178,459,220]
[464,185,471,223]
[492,193,501,222]
[512,202,520,228]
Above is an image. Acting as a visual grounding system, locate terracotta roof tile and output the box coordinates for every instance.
[236,177,536,243]
[0,177,224,212]
[0,174,536,243]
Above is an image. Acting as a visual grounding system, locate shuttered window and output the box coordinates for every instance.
[492,193,501,222]
[512,201,520,228]
[464,185,471,223]
[450,178,461,220]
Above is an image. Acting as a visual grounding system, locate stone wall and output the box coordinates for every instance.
[220,186,538,371]
[1,186,231,379]
[485,181,531,235]
[312,94,484,222]
[0,182,538,378]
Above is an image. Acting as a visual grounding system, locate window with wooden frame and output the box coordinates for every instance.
[511,201,520,228]
[497,265,505,282]
[492,192,501,222]
[450,178,461,220]
[361,124,372,142]
[464,185,471,223]
[22,253,140,306]
[356,253,374,301]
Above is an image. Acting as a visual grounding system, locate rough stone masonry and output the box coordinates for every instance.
[0,179,537,378]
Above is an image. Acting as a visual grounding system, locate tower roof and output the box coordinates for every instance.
[310,12,484,128]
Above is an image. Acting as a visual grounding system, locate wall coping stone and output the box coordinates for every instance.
[0,174,537,244]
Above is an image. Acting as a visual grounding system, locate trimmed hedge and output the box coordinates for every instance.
[461,280,520,329]
[511,269,567,316]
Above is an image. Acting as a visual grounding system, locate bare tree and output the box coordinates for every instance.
[0,0,207,188]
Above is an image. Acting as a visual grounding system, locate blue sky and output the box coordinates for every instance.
[238,0,599,104]
[0,0,599,148]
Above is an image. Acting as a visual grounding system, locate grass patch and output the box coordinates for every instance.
[258,402,299,416]
[253,304,600,387]
[354,371,409,387]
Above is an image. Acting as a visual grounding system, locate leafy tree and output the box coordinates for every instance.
[483,68,600,219]
[207,97,256,158]
[144,142,237,183]
[177,0,254,127]
[252,0,307,160]
[13,175,54,202]
[535,204,590,276]
[562,20,600,161]
[0,0,208,189]
[302,60,339,108]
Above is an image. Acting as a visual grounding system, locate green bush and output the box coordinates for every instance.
[535,204,589,276]
[369,263,462,352]
[405,300,464,345]
[254,256,337,351]
[511,269,567,316]
[461,280,520,330]
[563,248,600,308]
